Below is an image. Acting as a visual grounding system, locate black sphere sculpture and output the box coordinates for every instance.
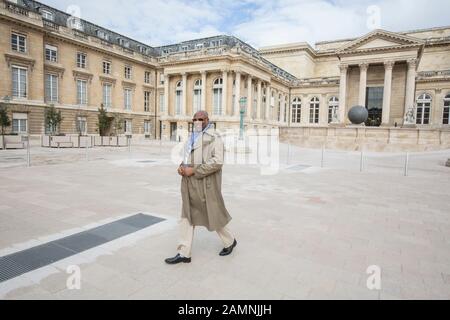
[348,105,368,125]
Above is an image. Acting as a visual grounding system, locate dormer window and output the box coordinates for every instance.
[41,9,54,21]
[68,17,84,31]
[118,38,129,47]
[97,30,109,41]
[181,46,188,52]
[138,46,148,54]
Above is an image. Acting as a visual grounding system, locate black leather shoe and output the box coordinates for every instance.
[219,239,237,256]
[165,253,191,264]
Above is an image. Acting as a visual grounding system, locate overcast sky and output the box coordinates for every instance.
[42,0,450,48]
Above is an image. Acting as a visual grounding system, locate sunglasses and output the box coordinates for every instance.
[192,118,205,122]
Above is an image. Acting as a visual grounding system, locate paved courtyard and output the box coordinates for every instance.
[0,141,450,299]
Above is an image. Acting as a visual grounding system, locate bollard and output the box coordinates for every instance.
[321,145,325,168]
[404,152,409,176]
[287,143,290,165]
[26,136,31,167]
[360,149,364,172]
[85,138,88,161]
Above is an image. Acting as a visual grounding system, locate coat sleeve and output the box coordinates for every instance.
[192,135,224,179]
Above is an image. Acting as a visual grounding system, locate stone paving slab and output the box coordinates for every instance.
[0,144,449,299]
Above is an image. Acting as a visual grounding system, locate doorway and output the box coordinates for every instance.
[365,87,384,127]
[170,122,177,141]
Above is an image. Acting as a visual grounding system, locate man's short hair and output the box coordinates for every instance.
[194,110,209,119]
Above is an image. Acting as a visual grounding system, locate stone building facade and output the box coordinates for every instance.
[1,0,449,148]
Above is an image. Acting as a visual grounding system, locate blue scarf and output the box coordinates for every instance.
[184,122,213,164]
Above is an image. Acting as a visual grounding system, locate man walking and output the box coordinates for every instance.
[165,111,237,264]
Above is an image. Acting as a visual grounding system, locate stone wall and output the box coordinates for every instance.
[280,126,450,152]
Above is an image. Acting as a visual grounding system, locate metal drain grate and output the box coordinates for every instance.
[0,213,165,283]
[287,164,312,171]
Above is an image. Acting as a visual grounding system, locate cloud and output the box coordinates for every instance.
[41,0,450,48]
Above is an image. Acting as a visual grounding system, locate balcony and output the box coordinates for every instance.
[5,0,29,17]
[43,19,59,31]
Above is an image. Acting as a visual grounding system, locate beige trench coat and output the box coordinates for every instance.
[181,126,232,231]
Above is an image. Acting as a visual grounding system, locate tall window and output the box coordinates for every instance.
[77,52,86,68]
[292,97,301,123]
[103,83,112,108]
[144,121,151,134]
[213,78,223,115]
[12,66,27,99]
[11,33,26,53]
[309,97,320,124]
[145,71,151,84]
[124,120,132,133]
[193,79,202,113]
[124,88,132,110]
[45,74,58,102]
[45,44,57,62]
[328,96,339,123]
[444,94,450,125]
[103,61,111,75]
[175,81,182,115]
[416,93,431,125]
[77,117,87,135]
[12,113,27,133]
[144,91,151,112]
[277,94,282,121]
[77,79,87,105]
[159,93,165,113]
[124,66,132,79]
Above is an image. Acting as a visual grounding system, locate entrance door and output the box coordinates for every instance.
[365,87,384,127]
[170,122,177,141]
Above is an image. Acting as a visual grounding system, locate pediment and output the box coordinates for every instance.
[337,30,424,53]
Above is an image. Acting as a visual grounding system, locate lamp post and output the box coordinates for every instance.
[239,97,247,141]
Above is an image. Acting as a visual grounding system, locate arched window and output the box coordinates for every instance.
[193,79,202,113]
[292,97,301,123]
[175,81,182,115]
[443,94,450,125]
[416,93,432,125]
[328,96,339,123]
[310,97,320,124]
[213,78,223,115]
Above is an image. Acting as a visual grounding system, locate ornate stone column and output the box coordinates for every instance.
[247,75,253,119]
[163,73,169,116]
[358,63,369,106]
[201,71,207,111]
[403,59,418,125]
[257,79,262,120]
[221,69,228,116]
[234,70,241,117]
[280,93,286,123]
[265,85,271,121]
[338,64,348,124]
[319,94,328,125]
[182,72,187,116]
[382,61,395,125]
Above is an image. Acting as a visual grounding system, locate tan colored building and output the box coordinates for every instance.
[1,0,449,145]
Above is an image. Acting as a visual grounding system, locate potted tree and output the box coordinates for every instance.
[45,104,63,147]
[0,102,11,150]
[97,104,113,146]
